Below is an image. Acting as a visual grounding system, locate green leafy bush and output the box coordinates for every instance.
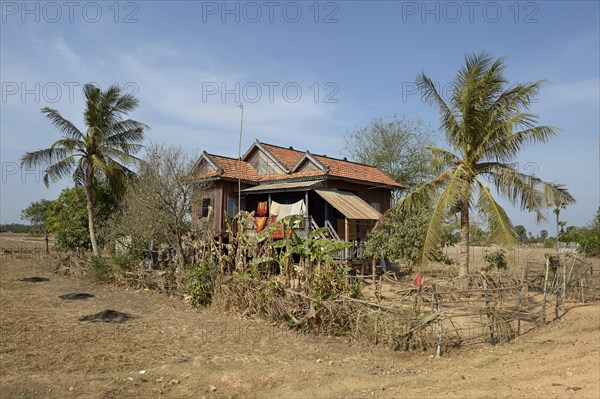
[111,251,139,274]
[46,185,117,252]
[186,260,218,308]
[309,264,353,306]
[559,209,600,257]
[87,256,113,282]
[365,204,432,270]
[482,249,508,272]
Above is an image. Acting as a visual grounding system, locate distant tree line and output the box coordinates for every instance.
[558,209,600,256]
[0,224,33,233]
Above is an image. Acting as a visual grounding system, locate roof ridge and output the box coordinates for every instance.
[206,153,247,162]
[259,141,305,154]
[260,141,385,169]
[312,153,384,169]
[198,142,403,188]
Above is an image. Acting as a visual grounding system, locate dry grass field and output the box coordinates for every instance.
[1,233,599,398]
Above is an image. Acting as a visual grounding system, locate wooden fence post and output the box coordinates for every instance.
[555,285,560,320]
[542,257,550,324]
[482,278,495,345]
[517,262,527,336]
[432,284,443,357]
[562,259,567,306]
[372,258,376,284]
[554,259,565,320]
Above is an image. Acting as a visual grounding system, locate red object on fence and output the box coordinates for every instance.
[414,271,423,288]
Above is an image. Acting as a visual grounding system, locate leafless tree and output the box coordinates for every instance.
[107,143,208,267]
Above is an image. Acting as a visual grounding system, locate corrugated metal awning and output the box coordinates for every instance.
[314,189,382,220]
[241,179,324,194]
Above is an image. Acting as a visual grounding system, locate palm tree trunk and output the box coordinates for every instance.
[459,203,469,277]
[84,178,100,257]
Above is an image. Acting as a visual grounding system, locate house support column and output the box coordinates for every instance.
[345,218,350,260]
[304,190,309,231]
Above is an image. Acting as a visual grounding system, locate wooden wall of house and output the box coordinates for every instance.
[192,182,224,235]
[192,180,257,236]
[247,149,285,175]
[192,178,395,239]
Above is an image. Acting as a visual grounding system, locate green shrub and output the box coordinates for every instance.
[87,256,113,282]
[437,254,455,266]
[111,251,138,274]
[309,265,352,306]
[186,260,218,308]
[348,276,362,299]
[482,249,508,272]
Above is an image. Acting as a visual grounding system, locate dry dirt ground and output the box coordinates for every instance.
[1,254,599,399]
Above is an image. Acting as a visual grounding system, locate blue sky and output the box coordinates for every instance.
[1,0,598,235]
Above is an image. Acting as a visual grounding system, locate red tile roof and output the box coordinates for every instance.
[259,143,304,170]
[191,141,403,188]
[313,154,401,187]
[259,142,402,188]
[202,154,259,182]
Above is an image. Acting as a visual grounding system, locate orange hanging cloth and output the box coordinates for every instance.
[256,201,268,216]
[255,217,268,233]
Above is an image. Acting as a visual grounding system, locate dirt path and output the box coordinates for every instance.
[1,257,599,398]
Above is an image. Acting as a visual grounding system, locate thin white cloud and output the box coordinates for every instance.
[117,48,339,142]
[48,37,81,65]
[541,78,600,107]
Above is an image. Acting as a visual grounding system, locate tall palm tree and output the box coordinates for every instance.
[21,83,148,257]
[398,53,575,277]
[553,202,568,255]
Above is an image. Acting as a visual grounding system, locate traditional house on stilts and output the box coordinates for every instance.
[189,140,404,262]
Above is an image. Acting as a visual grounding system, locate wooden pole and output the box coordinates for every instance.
[344,218,349,260]
[555,285,560,320]
[432,284,442,357]
[517,261,528,335]
[237,104,244,215]
[304,190,309,232]
[372,258,376,283]
[562,259,567,307]
[517,286,523,336]
[555,206,560,256]
[542,257,550,324]
[483,278,495,345]
[566,256,577,293]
